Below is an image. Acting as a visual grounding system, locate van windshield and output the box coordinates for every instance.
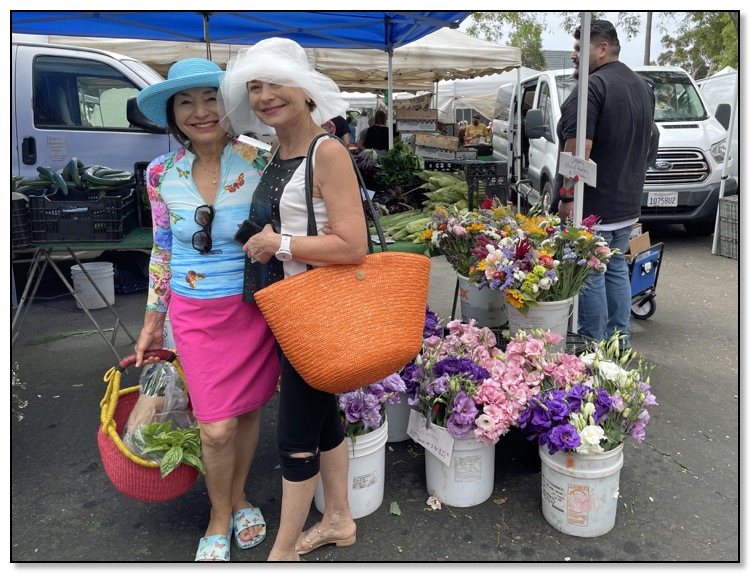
[636,70,708,122]
[556,74,576,103]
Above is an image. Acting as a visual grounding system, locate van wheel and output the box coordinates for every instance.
[538,180,553,213]
[684,221,715,235]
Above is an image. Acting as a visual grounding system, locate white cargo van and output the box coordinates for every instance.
[12,41,173,180]
[493,66,737,234]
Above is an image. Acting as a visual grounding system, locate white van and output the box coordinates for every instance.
[12,41,173,180]
[696,70,738,178]
[493,66,737,234]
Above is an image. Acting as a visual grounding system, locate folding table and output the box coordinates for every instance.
[11,227,153,362]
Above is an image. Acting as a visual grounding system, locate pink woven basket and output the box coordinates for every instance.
[98,350,199,503]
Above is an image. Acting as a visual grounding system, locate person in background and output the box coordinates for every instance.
[356,115,375,152]
[551,19,656,350]
[356,109,369,136]
[219,37,367,561]
[134,58,280,562]
[322,115,350,146]
[360,109,389,155]
[347,115,357,144]
[464,113,489,144]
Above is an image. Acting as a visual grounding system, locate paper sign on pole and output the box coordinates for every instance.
[407,410,455,467]
[558,152,597,187]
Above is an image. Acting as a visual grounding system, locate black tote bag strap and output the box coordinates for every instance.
[303,133,388,254]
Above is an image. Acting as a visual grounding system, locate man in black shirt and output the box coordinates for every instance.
[553,19,655,349]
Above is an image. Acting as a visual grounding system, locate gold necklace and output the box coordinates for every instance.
[282,123,316,158]
[194,159,220,185]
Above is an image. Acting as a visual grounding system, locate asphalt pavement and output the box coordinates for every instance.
[9,223,741,564]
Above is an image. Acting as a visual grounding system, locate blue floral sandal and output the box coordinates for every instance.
[195,519,233,562]
[233,506,267,550]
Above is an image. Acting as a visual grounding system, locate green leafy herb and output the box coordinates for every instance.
[137,421,205,478]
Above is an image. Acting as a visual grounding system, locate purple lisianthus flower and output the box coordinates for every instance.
[593,388,612,421]
[400,363,422,398]
[445,391,477,437]
[547,424,581,454]
[423,306,441,338]
[340,392,365,424]
[566,385,588,413]
[426,374,450,397]
[434,357,489,382]
[378,373,407,400]
[361,407,382,431]
[545,398,570,423]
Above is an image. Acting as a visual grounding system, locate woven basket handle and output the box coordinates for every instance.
[303,133,388,256]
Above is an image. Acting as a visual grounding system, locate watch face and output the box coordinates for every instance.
[275,251,293,262]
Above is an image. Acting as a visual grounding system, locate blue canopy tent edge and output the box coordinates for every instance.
[10,11,471,50]
[11,11,472,146]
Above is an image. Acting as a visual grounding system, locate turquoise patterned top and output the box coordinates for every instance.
[145,139,268,311]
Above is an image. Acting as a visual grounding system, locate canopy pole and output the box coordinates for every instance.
[514,66,522,212]
[711,75,738,255]
[388,50,394,150]
[202,12,212,60]
[571,11,591,334]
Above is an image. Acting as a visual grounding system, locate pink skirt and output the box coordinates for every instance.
[169,292,280,424]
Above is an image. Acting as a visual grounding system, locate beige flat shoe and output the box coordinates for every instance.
[295,523,357,556]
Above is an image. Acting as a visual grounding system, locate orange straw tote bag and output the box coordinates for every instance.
[254,134,430,394]
[98,349,200,502]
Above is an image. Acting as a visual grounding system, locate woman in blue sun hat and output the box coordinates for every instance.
[134,58,279,562]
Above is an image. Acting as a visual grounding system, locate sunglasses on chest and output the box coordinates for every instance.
[192,204,214,254]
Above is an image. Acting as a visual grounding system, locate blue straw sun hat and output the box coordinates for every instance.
[136,58,224,127]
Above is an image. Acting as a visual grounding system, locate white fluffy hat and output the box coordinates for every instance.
[219,37,346,135]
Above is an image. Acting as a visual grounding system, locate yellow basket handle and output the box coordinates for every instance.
[100,350,186,468]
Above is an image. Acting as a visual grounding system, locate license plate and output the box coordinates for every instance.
[647,191,678,207]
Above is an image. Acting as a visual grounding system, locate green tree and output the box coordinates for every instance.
[465,12,738,77]
[657,12,738,78]
[465,12,548,69]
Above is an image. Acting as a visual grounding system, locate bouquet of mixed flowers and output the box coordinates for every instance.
[517,331,657,455]
[421,203,519,280]
[337,373,407,439]
[473,211,615,315]
[401,318,542,445]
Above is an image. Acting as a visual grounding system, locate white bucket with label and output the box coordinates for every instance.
[314,419,388,519]
[385,393,416,443]
[506,297,573,352]
[70,262,115,310]
[539,444,624,537]
[425,434,495,507]
[457,273,507,328]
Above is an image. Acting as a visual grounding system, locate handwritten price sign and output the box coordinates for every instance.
[407,410,455,467]
[558,152,597,187]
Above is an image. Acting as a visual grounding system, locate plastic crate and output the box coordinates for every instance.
[29,187,138,243]
[719,236,738,260]
[719,195,738,241]
[464,161,508,208]
[12,196,32,248]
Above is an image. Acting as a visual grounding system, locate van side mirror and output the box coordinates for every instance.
[126,96,167,133]
[714,103,731,131]
[524,109,546,139]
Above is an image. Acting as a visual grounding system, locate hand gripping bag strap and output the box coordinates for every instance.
[254,135,431,394]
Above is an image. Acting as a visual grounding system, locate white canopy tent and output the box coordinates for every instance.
[31,27,521,146]
[435,66,540,121]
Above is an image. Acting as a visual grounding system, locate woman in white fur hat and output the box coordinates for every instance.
[220,38,367,561]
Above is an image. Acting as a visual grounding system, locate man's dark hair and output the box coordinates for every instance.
[575,19,621,55]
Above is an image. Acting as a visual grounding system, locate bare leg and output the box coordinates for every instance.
[200,417,239,539]
[316,441,356,535]
[229,409,264,544]
[267,466,319,561]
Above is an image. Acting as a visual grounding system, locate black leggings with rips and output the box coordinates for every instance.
[276,354,345,482]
